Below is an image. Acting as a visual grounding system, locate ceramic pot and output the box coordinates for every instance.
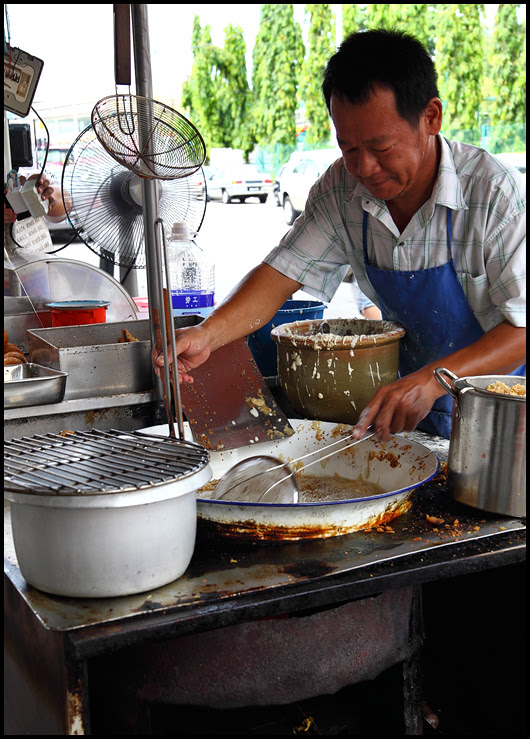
[271,318,405,425]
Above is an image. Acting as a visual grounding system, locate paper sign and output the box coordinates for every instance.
[12,216,54,255]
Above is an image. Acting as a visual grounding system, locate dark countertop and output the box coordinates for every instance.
[4,428,525,661]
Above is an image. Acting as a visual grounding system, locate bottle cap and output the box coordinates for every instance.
[171,222,192,240]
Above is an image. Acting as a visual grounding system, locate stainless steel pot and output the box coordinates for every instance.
[434,368,526,517]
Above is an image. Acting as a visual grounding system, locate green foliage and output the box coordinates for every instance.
[300,5,335,145]
[487,123,526,154]
[367,4,436,56]
[436,5,485,132]
[182,17,252,159]
[491,4,526,125]
[251,4,304,145]
[342,4,367,38]
[183,5,526,157]
[218,26,254,154]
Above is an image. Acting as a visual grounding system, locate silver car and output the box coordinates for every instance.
[278,148,341,224]
[207,164,273,204]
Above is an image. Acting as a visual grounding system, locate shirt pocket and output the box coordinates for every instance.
[457,271,487,300]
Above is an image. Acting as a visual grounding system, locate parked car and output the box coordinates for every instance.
[278,148,341,224]
[207,164,273,204]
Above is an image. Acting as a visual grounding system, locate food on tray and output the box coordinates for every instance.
[4,354,27,366]
[4,330,27,365]
[118,328,139,343]
[4,339,27,365]
[5,342,23,355]
[486,380,526,396]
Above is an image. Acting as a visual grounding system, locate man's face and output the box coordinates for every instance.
[330,85,436,204]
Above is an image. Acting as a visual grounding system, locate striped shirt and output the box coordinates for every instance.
[264,136,526,331]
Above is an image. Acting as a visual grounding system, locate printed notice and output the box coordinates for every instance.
[12,217,54,254]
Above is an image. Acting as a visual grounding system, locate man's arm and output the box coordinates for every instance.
[154,263,302,382]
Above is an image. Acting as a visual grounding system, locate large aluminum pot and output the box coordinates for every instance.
[271,319,405,425]
[434,368,526,517]
[4,469,211,598]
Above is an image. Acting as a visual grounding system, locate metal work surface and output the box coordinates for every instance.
[4,391,160,440]
[4,429,525,638]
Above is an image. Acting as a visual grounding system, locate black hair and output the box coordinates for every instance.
[322,29,439,128]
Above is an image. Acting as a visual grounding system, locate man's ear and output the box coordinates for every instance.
[424,97,443,135]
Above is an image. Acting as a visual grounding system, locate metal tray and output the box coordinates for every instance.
[27,317,201,401]
[4,363,68,409]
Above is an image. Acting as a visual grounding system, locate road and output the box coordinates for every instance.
[52,197,359,317]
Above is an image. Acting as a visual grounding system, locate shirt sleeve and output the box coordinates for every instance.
[485,208,526,328]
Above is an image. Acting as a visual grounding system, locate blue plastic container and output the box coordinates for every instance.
[248,299,326,377]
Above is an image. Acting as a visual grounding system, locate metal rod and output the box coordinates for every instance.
[152,219,176,438]
[158,219,185,439]
[130,4,164,408]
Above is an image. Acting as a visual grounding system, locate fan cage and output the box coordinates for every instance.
[91,94,206,181]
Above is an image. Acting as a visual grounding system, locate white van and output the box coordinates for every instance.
[277,148,341,224]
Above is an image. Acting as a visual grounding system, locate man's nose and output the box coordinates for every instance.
[356,150,381,179]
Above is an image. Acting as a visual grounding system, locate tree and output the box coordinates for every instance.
[216,25,254,156]
[365,4,397,30]
[491,4,526,125]
[182,17,252,159]
[251,4,304,145]
[342,4,367,39]
[435,5,485,136]
[182,18,220,153]
[300,5,335,145]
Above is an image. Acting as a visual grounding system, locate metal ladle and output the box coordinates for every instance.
[212,427,376,504]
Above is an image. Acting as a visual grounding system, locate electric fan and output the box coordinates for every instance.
[61,124,207,269]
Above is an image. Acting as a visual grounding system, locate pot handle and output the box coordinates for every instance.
[433,367,459,398]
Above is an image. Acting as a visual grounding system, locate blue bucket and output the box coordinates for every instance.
[248,299,326,377]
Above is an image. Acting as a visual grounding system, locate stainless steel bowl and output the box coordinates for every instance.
[4,363,68,408]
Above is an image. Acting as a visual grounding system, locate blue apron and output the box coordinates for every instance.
[362,208,525,438]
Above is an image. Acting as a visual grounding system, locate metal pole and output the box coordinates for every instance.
[131,4,164,406]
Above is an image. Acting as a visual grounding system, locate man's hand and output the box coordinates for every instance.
[152,324,214,384]
[26,174,58,210]
[4,203,17,224]
[352,321,525,441]
[352,366,442,441]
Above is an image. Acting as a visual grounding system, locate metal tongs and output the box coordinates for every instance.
[212,427,376,504]
[152,218,185,439]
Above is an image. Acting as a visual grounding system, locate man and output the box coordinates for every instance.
[155,29,526,440]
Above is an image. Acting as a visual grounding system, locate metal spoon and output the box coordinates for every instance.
[212,427,375,504]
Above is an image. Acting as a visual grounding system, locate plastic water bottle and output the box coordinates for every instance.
[166,222,215,318]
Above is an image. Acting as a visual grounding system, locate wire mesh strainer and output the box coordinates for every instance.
[91,94,206,180]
